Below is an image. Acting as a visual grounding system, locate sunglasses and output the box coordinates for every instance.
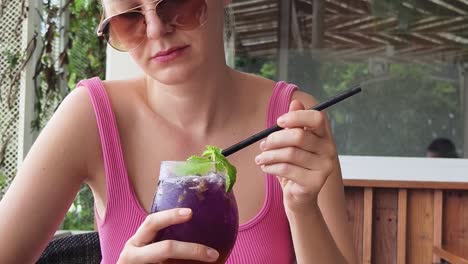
[97,0,208,52]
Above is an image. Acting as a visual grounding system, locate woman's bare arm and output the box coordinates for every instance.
[292,91,357,263]
[0,87,97,263]
[257,89,356,263]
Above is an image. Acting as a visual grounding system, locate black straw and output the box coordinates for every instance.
[221,86,362,157]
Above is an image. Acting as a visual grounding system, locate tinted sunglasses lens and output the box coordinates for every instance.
[157,0,207,30]
[107,12,146,51]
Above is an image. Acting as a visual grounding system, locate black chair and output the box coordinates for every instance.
[37,232,101,264]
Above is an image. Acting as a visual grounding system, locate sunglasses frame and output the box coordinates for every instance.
[96,0,208,52]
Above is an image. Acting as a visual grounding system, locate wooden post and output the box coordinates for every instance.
[363,188,373,264]
[433,190,443,263]
[277,0,291,81]
[17,0,41,165]
[311,0,325,49]
[462,64,468,158]
[59,0,70,98]
[397,189,408,264]
[291,0,303,51]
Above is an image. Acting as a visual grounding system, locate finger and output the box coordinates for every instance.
[259,162,322,187]
[256,147,332,172]
[277,109,328,138]
[261,128,334,155]
[130,208,192,246]
[256,147,313,168]
[134,240,220,263]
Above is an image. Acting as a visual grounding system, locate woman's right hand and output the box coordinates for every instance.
[117,208,220,263]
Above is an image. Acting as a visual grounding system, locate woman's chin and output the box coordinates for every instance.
[147,65,202,85]
[150,72,192,85]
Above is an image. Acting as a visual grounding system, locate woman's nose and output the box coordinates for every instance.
[144,10,173,39]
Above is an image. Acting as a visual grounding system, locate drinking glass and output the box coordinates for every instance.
[151,161,239,264]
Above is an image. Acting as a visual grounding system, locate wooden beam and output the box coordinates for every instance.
[407,190,434,263]
[373,189,398,263]
[407,0,460,16]
[433,246,468,264]
[463,65,468,158]
[291,0,304,51]
[363,188,373,264]
[326,0,366,15]
[397,189,407,264]
[312,0,325,49]
[277,0,291,80]
[433,190,443,264]
[345,188,364,264]
[443,0,468,12]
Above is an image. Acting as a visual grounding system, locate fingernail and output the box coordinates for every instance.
[255,155,262,164]
[207,248,219,259]
[179,208,192,216]
[277,115,286,126]
[260,141,266,150]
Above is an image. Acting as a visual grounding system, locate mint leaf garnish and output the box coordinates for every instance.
[175,146,237,192]
[174,158,213,176]
[202,146,237,192]
[219,158,237,193]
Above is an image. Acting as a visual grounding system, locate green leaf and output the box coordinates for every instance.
[0,173,6,186]
[203,145,237,192]
[187,155,210,163]
[179,146,237,192]
[219,158,237,193]
[174,157,213,176]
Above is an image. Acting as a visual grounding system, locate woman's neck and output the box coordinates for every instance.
[144,66,240,137]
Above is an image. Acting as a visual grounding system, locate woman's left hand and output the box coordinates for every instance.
[255,99,339,212]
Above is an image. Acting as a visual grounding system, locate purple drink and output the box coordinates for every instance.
[151,161,239,264]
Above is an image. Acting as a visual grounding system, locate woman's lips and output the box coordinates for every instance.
[152,45,189,64]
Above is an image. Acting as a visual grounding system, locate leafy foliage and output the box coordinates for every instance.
[0,171,6,186]
[67,0,106,89]
[235,56,277,80]
[62,184,95,230]
[236,49,463,158]
[318,61,463,157]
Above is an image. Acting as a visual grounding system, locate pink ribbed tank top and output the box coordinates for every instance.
[79,77,297,264]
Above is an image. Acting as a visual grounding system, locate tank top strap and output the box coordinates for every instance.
[266,81,298,127]
[265,80,298,212]
[78,77,134,211]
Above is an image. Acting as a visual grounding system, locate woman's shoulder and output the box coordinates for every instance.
[77,76,146,112]
[235,71,276,97]
[60,76,144,142]
[236,72,317,107]
[100,76,145,98]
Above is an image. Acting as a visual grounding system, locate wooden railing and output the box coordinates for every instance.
[343,180,468,264]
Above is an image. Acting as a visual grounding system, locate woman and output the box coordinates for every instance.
[0,0,356,263]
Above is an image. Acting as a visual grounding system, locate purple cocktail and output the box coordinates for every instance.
[151,161,239,264]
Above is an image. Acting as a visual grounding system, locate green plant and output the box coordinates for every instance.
[30,0,105,230]
[61,184,95,230]
[0,171,6,186]
[67,0,105,90]
[32,0,105,131]
[318,61,462,157]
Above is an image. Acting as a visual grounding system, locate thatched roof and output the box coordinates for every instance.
[231,0,468,63]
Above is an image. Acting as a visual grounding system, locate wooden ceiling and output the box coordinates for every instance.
[230,0,468,63]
